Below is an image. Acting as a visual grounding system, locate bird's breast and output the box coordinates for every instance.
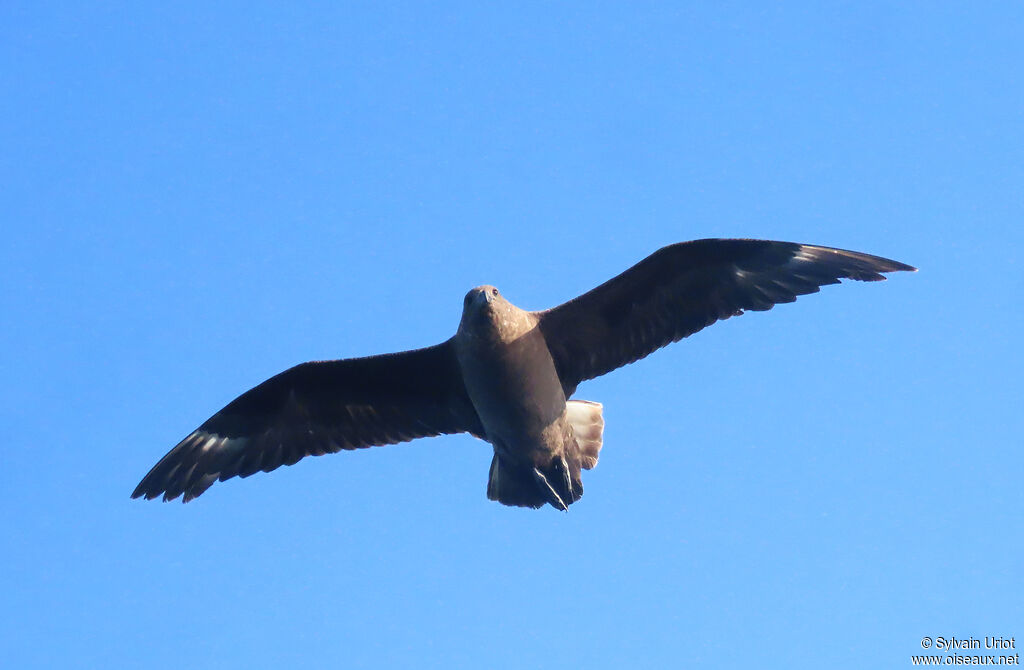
[455,324,567,456]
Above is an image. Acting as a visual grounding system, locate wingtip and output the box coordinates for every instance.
[795,243,916,276]
[130,481,187,503]
[130,484,151,501]
[886,260,917,273]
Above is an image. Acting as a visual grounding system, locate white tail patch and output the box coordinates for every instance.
[567,400,604,470]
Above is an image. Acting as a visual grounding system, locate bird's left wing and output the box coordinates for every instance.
[536,239,915,395]
[132,338,482,502]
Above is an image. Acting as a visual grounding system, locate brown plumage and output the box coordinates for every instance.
[132,239,914,509]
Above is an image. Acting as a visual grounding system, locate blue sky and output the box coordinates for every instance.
[2,2,1021,668]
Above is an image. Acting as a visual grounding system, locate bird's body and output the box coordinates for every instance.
[456,286,591,509]
[133,239,915,510]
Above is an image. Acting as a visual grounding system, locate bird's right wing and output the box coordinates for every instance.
[536,239,915,394]
[132,338,483,502]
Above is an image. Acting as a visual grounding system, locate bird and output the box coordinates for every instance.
[132,238,914,510]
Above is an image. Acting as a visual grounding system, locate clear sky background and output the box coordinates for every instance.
[2,2,1021,668]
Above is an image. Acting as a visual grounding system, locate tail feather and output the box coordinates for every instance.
[487,455,546,509]
[487,452,583,511]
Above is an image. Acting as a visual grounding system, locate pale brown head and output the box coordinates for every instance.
[458,284,536,343]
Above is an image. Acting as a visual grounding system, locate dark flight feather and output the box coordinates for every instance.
[132,339,483,502]
[536,239,916,395]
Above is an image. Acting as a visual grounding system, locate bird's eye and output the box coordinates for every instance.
[491,288,499,296]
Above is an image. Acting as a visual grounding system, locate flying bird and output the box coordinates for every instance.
[133,238,914,510]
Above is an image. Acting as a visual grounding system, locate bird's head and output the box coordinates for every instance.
[462,285,501,316]
[458,285,511,338]
[458,284,539,346]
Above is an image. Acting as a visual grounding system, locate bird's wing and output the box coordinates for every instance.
[132,338,482,502]
[536,239,915,393]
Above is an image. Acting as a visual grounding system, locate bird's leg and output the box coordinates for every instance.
[531,467,568,511]
[556,454,574,502]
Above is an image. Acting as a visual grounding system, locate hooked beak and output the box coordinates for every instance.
[473,288,494,308]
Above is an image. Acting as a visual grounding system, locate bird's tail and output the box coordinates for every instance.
[487,452,583,511]
[486,400,603,511]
